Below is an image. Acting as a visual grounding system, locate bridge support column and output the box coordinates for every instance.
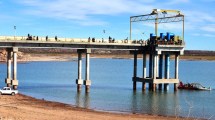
[152,54,158,91]
[12,47,19,90]
[174,54,179,91]
[149,54,153,90]
[164,54,170,91]
[5,48,12,87]
[84,49,91,93]
[158,55,163,90]
[142,53,146,91]
[133,51,137,90]
[76,50,84,92]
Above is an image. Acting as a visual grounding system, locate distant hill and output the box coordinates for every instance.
[184,50,215,56]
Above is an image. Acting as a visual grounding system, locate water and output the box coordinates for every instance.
[0,59,214,119]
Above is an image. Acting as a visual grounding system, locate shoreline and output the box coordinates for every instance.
[0,93,190,120]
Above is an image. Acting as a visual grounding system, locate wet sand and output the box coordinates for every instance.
[0,94,190,120]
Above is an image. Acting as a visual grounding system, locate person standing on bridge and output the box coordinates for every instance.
[55,36,58,41]
[88,37,91,42]
[46,36,48,41]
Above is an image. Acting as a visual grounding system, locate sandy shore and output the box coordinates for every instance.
[0,94,190,120]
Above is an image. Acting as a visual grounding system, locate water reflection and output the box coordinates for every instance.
[130,90,179,116]
[75,92,90,109]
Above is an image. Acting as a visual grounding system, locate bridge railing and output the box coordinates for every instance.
[0,36,146,45]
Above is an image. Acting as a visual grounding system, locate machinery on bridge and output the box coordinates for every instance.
[130,9,184,45]
[148,32,183,45]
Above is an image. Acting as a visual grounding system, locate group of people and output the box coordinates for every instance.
[108,36,115,43]
[88,36,117,43]
[26,34,58,41]
[26,34,38,40]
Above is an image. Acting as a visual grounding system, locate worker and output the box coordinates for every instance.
[55,36,58,41]
[46,36,48,41]
[88,37,91,42]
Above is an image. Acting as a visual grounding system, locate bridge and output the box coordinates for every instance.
[0,9,185,92]
[0,35,184,92]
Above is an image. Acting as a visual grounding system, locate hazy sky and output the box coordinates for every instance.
[0,0,214,50]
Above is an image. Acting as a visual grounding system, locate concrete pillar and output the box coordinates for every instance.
[153,54,157,79]
[133,51,137,90]
[142,53,146,91]
[156,55,159,78]
[84,49,91,93]
[164,54,170,91]
[153,54,158,91]
[149,54,153,90]
[5,49,12,87]
[158,55,163,90]
[76,50,84,92]
[149,54,153,78]
[12,47,19,90]
[174,54,179,91]
[153,83,156,91]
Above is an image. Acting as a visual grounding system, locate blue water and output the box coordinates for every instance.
[0,59,214,119]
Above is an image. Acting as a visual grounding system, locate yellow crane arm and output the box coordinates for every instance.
[152,9,181,14]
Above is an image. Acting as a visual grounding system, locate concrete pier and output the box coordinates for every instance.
[153,54,158,91]
[142,53,147,91]
[76,50,84,92]
[84,49,91,93]
[133,51,137,90]
[12,47,18,90]
[149,54,153,90]
[174,54,179,91]
[158,55,163,90]
[164,54,170,91]
[5,48,12,87]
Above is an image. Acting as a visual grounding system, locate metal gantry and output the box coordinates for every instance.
[130,9,185,41]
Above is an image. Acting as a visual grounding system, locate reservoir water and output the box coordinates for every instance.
[0,58,214,119]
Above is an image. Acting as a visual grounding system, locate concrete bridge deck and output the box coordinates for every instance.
[0,36,184,52]
[0,36,144,50]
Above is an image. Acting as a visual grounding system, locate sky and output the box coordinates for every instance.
[0,0,215,50]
